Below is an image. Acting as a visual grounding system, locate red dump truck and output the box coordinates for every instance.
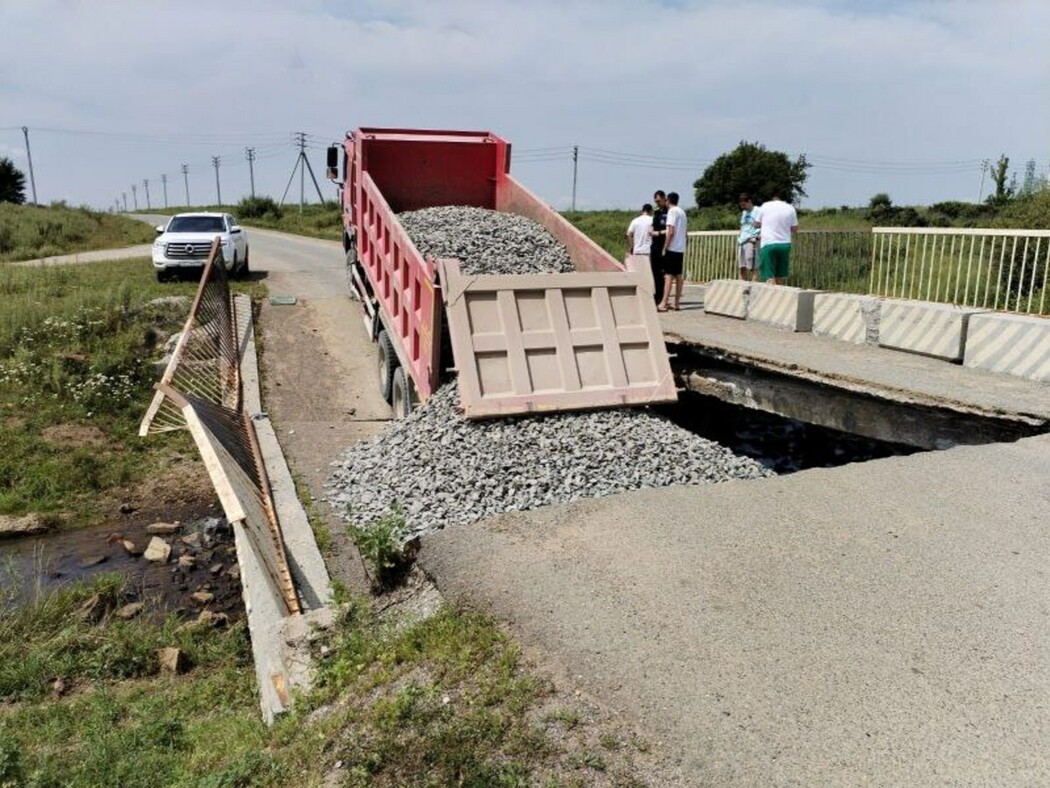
[326,127,676,419]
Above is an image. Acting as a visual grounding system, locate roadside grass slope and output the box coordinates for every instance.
[0,204,155,263]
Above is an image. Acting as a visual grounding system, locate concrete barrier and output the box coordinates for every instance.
[235,295,333,722]
[963,312,1050,383]
[704,279,749,319]
[878,299,984,362]
[813,293,881,345]
[747,284,819,332]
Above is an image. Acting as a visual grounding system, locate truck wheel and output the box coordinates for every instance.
[156,269,171,283]
[240,247,250,278]
[377,330,395,402]
[390,366,412,419]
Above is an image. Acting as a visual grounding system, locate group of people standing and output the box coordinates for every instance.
[736,191,798,284]
[627,190,799,308]
[626,190,687,312]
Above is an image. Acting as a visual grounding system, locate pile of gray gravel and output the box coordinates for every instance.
[398,206,574,275]
[326,385,773,537]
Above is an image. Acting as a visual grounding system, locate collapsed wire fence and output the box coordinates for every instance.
[139,242,300,614]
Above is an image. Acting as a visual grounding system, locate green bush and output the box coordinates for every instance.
[346,505,413,589]
[236,195,282,220]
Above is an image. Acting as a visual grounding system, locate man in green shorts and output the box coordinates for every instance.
[755,188,798,285]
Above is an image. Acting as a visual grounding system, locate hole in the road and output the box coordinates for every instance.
[662,342,1049,473]
[658,390,921,474]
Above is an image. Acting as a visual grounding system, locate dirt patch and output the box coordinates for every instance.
[258,294,392,593]
[41,423,108,449]
[99,455,214,520]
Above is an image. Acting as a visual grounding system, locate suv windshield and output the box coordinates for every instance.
[167,216,225,233]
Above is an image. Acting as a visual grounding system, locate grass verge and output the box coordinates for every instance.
[2,576,661,786]
[0,257,264,527]
[0,204,156,262]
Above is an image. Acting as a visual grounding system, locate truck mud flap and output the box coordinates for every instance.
[439,259,677,418]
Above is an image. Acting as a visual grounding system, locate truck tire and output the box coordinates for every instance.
[390,365,412,419]
[376,330,395,402]
[239,246,250,278]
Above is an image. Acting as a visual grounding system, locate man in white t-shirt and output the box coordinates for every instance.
[625,203,653,256]
[754,189,798,285]
[658,191,687,311]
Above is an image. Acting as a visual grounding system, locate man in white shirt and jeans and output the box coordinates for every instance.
[658,191,687,311]
[755,189,798,285]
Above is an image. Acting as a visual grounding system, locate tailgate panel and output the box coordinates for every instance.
[440,260,677,418]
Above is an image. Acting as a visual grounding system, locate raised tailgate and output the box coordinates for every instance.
[439,259,677,418]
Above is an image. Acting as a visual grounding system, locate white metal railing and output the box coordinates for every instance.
[870,228,1050,316]
[684,231,736,283]
[684,227,1050,316]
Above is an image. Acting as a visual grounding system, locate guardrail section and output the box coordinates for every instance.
[138,243,301,615]
[870,228,1050,315]
[139,241,241,435]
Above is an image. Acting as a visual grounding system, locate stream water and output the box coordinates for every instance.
[0,507,245,618]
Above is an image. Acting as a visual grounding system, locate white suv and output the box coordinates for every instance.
[152,212,249,281]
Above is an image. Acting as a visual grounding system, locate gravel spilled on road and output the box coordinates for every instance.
[327,384,773,537]
[326,207,773,537]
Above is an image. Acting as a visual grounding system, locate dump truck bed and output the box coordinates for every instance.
[338,127,677,418]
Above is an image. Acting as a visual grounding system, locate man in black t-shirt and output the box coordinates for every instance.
[649,190,667,304]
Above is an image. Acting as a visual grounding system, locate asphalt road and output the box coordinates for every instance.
[422,434,1050,785]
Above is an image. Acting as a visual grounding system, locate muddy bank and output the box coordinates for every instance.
[0,500,244,619]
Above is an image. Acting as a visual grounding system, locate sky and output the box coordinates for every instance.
[1,0,1047,212]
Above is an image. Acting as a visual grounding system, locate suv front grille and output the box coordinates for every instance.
[165,241,213,259]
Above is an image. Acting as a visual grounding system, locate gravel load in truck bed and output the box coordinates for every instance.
[398,206,575,275]
[326,385,774,537]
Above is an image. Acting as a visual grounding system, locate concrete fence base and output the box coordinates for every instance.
[963,312,1050,383]
[878,299,985,362]
[747,284,818,332]
[813,293,881,345]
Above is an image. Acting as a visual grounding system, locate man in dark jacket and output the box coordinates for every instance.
[649,190,667,304]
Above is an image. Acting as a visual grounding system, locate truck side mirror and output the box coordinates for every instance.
[326,146,339,180]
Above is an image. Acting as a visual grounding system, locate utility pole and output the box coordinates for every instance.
[122,191,127,212]
[571,145,579,212]
[143,178,151,210]
[245,147,256,199]
[280,131,325,213]
[160,173,168,208]
[978,158,990,202]
[211,156,222,206]
[21,126,38,204]
[181,163,189,206]
[131,184,138,211]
